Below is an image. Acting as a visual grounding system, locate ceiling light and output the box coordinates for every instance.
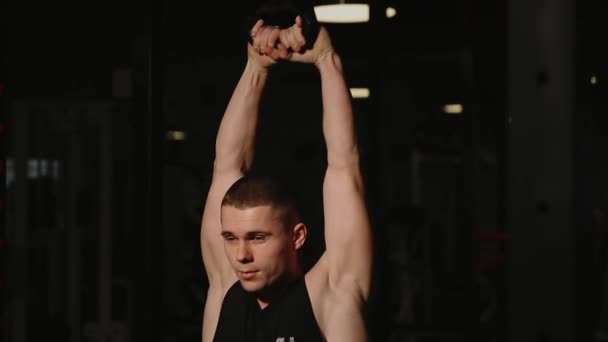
[443,104,463,114]
[386,7,397,18]
[350,87,370,98]
[591,75,598,85]
[167,130,187,141]
[314,3,369,23]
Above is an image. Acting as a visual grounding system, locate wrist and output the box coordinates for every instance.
[245,59,270,75]
[315,50,341,73]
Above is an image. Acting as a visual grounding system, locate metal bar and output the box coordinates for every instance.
[10,101,29,342]
[67,127,83,342]
[506,0,576,340]
[98,108,113,328]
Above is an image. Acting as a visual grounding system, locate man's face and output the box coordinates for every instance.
[221,205,295,292]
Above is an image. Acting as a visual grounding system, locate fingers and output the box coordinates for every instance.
[252,26,281,55]
[254,27,267,54]
[265,27,281,56]
[292,16,306,48]
[279,30,296,52]
[250,16,307,61]
[278,16,304,58]
[250,19,264,39]
[279,24,306,52]
[250,20,265,53]
[277,42,290,59]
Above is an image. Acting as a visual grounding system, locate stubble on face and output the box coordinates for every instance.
[221,205,294,292]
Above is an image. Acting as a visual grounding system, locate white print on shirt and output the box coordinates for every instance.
[275,338,295,342]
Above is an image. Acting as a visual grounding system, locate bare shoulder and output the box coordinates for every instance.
[304,254,329,338]
[305,253,329,305]
[202,280,237,342]
[304,254,368,341]
[200,171,240,342]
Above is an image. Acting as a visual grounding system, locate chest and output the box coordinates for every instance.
[252,303,318,341]
[214,282,325,342]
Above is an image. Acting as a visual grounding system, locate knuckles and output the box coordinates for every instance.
[250,23,307,60]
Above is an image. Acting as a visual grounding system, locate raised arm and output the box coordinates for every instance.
[200,49,268,290]
[282,19,372,297]
[200,20,284,342]
[279,20,373,341]
[317,47,373,300]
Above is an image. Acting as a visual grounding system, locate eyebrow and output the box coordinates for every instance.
[246,231,271,238]
[221,230,272,238]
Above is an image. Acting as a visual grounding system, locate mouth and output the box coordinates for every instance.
[238,270,258,280]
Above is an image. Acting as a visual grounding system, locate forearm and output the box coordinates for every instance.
[214,60,268,174]
[317,51,359,170]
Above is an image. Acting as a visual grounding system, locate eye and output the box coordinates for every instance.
[223,235,237,242]
[252,234,266,242]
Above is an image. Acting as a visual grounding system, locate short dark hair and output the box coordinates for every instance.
[221,175,302,229]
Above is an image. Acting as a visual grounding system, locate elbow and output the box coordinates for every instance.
[325,164,365,194]
[326,144,361,170]
[213,154,252,175]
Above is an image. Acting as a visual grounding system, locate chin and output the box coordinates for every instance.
[239,279,265,293]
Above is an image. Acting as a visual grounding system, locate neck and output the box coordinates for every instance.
[255,267,302,309]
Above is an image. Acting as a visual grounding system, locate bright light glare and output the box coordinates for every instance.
[167,130,187,141]
[314,4,370,23]
[386,7,397,18]
[443,104,463,114]
[591,75,598,85]
[350,88,370,98]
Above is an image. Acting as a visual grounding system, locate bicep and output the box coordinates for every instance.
[322,166,373,299]
[202,283,227,342]
[200,171,240,288]
[319,289,368,342]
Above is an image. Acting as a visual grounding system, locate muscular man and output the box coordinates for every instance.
[200,16,373,341]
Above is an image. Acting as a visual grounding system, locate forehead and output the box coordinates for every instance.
[221,205,283,231]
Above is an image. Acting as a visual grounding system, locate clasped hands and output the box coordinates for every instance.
[248,15,333,69]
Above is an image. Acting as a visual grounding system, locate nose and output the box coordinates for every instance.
[236,241,253,264]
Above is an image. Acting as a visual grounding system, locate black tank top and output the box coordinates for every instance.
[213,278,325,342]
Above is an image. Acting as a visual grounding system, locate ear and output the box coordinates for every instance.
[292,223,307,251]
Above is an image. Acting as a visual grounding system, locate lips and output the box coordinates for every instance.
[238,270,258,280]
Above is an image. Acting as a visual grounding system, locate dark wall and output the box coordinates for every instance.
[2,1,607,342]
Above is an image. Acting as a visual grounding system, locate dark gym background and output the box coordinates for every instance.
[1,0,607,341]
